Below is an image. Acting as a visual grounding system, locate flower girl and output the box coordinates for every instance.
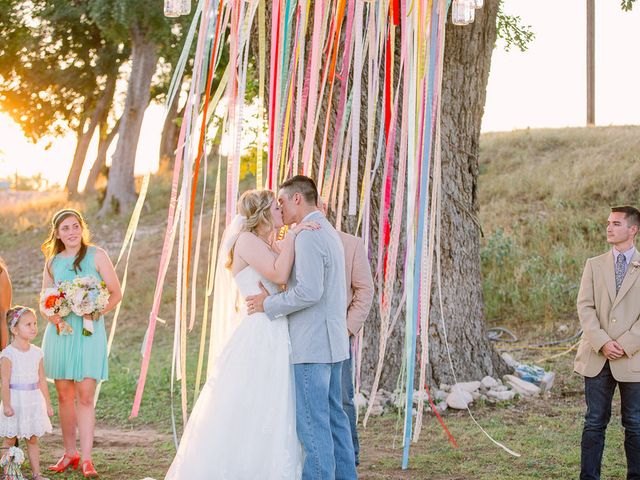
[0,306,53,480]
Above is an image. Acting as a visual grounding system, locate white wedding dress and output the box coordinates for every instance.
[165,266,302,480]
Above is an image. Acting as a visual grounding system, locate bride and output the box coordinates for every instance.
[165,189,316,480]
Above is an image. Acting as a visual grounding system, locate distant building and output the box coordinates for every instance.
[0,181,10,191]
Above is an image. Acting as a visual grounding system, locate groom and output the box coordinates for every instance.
[246,175,357,480]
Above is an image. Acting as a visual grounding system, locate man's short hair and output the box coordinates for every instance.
[611,205,640,228]
[279,175,318,206]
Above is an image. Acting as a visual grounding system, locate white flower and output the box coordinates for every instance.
[64,276,110,336]
[1,446,26,466]
[9,446,24,465]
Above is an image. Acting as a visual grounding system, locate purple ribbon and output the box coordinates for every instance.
[9,383,38,391]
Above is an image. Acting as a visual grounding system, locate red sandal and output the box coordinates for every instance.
[48,451,80,472]
[81,459,98,478]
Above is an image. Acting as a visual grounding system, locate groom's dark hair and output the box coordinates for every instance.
[279,175,318,206]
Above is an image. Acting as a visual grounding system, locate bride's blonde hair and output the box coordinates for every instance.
[226,189,275,268]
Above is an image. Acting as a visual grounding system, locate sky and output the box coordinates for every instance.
[483,0,640,132]
[0,0,639,187]
[0,108,164,188]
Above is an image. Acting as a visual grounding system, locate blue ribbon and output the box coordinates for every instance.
[402,0,445,470]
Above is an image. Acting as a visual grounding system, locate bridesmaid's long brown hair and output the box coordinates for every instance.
[41,209,92,276]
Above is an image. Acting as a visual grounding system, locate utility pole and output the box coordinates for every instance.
[587,0,595,126]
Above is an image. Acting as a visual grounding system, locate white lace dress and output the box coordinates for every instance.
[165,267,302,480]
[0,344,52,439]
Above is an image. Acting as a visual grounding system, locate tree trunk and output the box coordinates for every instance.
[250,0,507,391]
[355,0,507,390]
[100,27,157,215]
[65,74,117,196]
[425,0,508,385]
[314,2,506,390]
[65,114,94,196]
[85,117,120,194]
[159,89,182,174]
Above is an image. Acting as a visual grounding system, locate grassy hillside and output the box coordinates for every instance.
[479,126,640,331]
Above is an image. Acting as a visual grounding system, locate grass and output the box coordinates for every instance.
[356,352,629,480]
[2,125,640,478]
[479,125,640,329]
[0,191,80,234]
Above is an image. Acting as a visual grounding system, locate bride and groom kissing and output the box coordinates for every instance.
[165,175,360,480]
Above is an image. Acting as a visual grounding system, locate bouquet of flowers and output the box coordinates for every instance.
[40,282,73,335]
[65,276,109,336]
[0,446,26,480]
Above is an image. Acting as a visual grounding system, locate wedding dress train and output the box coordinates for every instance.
[165,267,302,479]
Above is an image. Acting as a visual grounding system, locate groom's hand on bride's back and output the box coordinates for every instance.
[246,283,269,314]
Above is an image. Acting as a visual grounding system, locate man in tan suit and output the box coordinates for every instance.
[318,199,374,466]
[575,205,640,480]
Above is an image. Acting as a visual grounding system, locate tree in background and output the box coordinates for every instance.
[0,0,193,199]
[90,0,192,215]
[0,0,126,196]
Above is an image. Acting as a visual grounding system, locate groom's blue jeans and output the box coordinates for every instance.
[580,361,640,480]
[294,362,357,480]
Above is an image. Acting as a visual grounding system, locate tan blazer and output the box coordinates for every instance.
[337,231,374,336]
[575,249,640,382]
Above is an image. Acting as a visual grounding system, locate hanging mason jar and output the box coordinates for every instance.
[452,0,475,26]
[179,0,191,16]
[164,0,182,17]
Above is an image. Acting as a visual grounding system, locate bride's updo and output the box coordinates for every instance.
[238,189,275,234]
[226,189,276,268]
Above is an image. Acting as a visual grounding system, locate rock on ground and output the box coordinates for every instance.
[504,374,541,397]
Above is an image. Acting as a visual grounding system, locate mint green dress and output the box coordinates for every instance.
[42,246,108,381]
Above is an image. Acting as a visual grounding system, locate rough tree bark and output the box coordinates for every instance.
[64,73,117,196]
[100,26,157,215]
[424,0,507,386]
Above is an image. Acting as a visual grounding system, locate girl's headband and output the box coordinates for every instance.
[8,307,28,329]
[52,209,81,227]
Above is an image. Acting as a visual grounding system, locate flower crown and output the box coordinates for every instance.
[8,307,31,329]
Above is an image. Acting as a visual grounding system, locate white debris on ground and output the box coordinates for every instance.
[356,352,555,414]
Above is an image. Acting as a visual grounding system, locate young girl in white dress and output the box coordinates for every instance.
[0,306,53,480]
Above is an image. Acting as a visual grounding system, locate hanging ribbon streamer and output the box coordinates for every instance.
[127,0,520,469]
[131,0,223,418]
[402,0,444,467]
[348,0,364,216]
[434,179,521,458]
[93,172,150,407]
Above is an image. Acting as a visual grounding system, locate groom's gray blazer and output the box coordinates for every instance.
[264,210,350,364]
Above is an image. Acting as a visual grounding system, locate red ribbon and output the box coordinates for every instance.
[424,383,459,449]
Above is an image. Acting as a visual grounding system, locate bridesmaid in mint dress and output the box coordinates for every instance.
[39,209,122,478]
